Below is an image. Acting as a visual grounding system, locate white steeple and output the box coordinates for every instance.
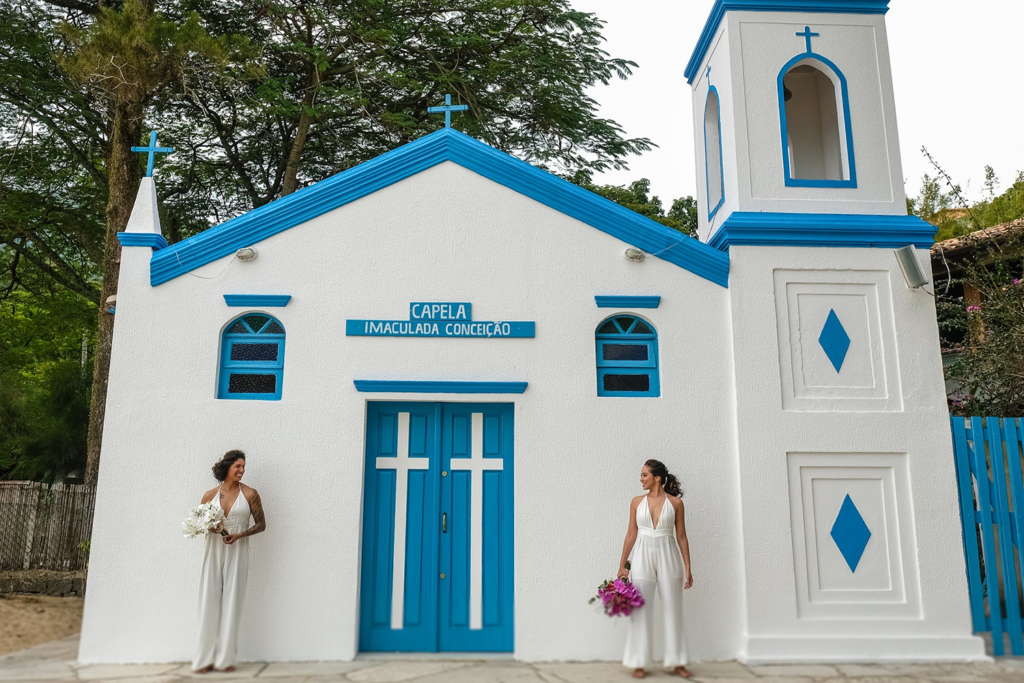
[686,0,908,244]
[124,177,163,236]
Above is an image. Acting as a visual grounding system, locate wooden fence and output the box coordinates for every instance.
[0,481,96,571]
[951,416,1024,657]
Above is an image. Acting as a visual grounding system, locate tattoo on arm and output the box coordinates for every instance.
[243,490,266,538]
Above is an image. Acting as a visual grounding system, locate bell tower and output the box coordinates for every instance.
[686,0,985,662]
[687,0,934,246]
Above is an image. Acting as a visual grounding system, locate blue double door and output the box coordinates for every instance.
[359,402,514,652]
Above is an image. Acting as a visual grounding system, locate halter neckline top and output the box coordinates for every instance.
[216,484,251,534]
[637,495,676,538]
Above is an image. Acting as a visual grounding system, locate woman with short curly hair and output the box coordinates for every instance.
[192,450,267,673]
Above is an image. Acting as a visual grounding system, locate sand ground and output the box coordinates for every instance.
[0,593,82,656]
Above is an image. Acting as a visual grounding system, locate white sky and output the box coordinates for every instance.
[573,0,1023,206]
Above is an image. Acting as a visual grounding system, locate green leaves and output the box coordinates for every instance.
[568,174,698,237]
[1,0,658,478]
[944,252,1024,417]
[57,0,254,110]
[154,0,654,220]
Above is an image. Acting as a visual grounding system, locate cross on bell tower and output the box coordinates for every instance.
[796,26,820,54]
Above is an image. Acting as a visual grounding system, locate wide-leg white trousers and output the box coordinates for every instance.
[623,529,687,670]
[623,574,687,669]
[192,534,249,671]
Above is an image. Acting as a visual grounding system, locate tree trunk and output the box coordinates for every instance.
[84,105,142,485]
[281,76,318,197]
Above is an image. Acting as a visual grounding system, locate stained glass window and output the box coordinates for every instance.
[595,315,658,397]
[219,314,285,400]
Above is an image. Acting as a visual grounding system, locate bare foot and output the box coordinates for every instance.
[632,669,646,679]
[193,665,214,674]
[675,665,694,678]
[218,666,236,673]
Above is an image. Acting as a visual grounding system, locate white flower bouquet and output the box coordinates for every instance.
[182,502,228,539]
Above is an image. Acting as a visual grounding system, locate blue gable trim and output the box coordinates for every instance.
[685,0,891,84]
[117,232,168,250]
[149,129,729,288]
[707,212,936,251]
[223,294,292,307]
[354,380,528,394]
[595,296,661,309]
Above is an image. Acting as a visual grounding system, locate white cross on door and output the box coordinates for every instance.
[449,412,504,630]
[375,412,430,630]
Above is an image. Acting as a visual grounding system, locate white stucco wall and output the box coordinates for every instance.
[726,244,984,662]
[79,162,745,664]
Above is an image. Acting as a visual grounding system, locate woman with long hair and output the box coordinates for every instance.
[618,459,693,679]
[192,450,267,673]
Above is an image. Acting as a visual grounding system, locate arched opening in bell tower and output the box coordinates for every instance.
[778,55,857,188]
[704,87,725,219]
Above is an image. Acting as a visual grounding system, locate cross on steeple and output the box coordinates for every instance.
[428,94,468,129]
[706,65,712,82]
[131,130,173,177]
[796,26,820,54]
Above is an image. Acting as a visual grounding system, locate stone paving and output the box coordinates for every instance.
[2,636,1023,683]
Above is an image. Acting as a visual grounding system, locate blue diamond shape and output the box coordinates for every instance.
[818,309,851,372]
[830,494,871,572]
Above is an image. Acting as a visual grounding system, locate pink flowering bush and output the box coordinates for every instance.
[590,576,645,617]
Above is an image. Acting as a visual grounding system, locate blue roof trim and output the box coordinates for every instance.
[149,129,729,288]
[117,232,168,250]
[708,212,936,251]
[685,0,891,84]
[354,380,528,394]
[223,295,292,307]
[595,296,661,309]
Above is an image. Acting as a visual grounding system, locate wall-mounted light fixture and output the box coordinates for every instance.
[236,247,258,262]
[624,248,646,262]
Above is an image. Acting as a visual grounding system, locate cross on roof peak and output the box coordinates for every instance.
[131,130,173,177]
[428,94,469,129]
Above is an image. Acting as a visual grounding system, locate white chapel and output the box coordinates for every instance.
[80,0,985,664]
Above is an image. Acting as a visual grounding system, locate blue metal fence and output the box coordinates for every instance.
[951,416,1024,656]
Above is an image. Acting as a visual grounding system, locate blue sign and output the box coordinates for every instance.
[347,302,535,338]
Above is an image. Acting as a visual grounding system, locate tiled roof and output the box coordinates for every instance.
[930,219,1024,263]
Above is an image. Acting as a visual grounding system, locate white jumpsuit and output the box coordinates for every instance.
[623,495,688,670]
[192,486,251,671]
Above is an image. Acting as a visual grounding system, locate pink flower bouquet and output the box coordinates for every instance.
[590,576,645,617]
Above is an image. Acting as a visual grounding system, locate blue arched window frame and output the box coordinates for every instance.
[777,52,857,189]
[595,315,660,398]
[705,86,726,220]
[218,313,286,400]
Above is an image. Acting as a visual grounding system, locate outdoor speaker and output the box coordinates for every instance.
[894,245,930,290]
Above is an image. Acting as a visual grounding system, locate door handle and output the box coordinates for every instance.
[442,512,447,533]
